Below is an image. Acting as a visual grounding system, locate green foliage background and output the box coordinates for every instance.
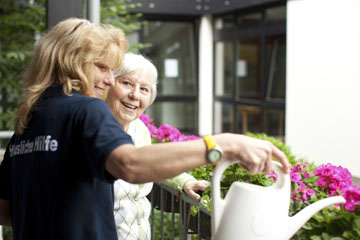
[0,0,45,130]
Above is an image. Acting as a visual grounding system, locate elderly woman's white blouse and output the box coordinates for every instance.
[113,119,195,240]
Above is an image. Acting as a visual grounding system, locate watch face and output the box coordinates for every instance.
[208,149,222,163]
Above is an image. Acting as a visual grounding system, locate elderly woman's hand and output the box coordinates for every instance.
[183,180,210,201]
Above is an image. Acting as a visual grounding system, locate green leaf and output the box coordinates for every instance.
[309,236,322,240]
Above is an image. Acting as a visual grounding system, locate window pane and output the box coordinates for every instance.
[265,6,286,21]
[146,102,197,134]
[142,21,196,95]
[237,38,261,100]
[214,15,235,30]
[215,41,234,97]
[264,109,284,139]
[214,101,233,133]
[215,12,263,29]
[236,12,262,24]
[265,35,286,100]
[236,105,261,134]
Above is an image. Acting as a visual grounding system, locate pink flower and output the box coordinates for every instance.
[140,113,200,143]
[139,113,154,126]
[291,166,300,173]
[301,188,315,202]
[307,188,315,195]
[156,124,181,142]
[314,163,353,194]
[316,179,327,187]
[342,184,360,211]
[147,125,158,139]
[301,192,308,201]
[290,173,302,183]
[292,181,316,202]
[267,172,278,181]
[304,171,310,179]
[291,162,308,174]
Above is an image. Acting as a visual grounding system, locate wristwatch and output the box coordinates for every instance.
[203,135,223,164]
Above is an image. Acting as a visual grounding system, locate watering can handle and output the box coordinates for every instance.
[212,160,286,199]
[211,160,287,235]
[211,159,238,235]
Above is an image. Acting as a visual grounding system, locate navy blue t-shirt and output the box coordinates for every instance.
[0,85,133,240]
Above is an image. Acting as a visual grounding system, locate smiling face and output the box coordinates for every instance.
[92,63,115,99]
[107,69,152,130]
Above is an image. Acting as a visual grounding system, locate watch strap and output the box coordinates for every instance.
[203,135,216,150]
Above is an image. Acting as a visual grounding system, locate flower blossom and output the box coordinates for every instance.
[341,184,360,211]
[267,172,278,181]
[290,162,316,202]
[290,173,302,183]
[139,114,154,126]
[314,163,352,196]
[291,180,315,202]
[147,125,158,139]
[140,113,200,143]
[157,124,182,142]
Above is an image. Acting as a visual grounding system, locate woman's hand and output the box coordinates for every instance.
[215,133,290,175]
[183,180,210,201]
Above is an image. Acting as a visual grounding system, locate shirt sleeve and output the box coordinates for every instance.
[79,99,134,182]
[161,173,196,192]
[128,118,196,191]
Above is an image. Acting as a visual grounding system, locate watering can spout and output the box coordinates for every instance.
[285,195,346,239]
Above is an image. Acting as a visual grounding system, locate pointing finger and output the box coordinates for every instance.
[270,144,289,173]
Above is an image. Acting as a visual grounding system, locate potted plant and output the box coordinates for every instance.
[140,114,360,239]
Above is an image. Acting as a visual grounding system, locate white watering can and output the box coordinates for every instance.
[211,160,346,240]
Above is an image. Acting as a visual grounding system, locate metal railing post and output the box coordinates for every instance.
[149,183,211,240]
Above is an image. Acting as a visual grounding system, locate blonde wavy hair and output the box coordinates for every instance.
[14,18,128,134]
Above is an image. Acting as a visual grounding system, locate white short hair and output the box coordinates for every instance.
[113,53,158,105]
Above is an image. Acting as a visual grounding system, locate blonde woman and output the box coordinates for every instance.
[0,18,289,240]
[0,18,130,240]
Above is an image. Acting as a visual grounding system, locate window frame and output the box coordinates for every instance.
[213,4,286,137]
[138,16,200,135]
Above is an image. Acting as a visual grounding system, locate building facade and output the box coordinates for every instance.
[46,0,360,177]
[128,0,360,178]
[129,0,286,139]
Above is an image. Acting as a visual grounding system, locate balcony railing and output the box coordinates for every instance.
[148,183,211,240]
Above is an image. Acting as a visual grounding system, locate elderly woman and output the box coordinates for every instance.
[105,53,209,240]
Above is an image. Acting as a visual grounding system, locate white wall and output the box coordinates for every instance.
[286,0,360,177]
